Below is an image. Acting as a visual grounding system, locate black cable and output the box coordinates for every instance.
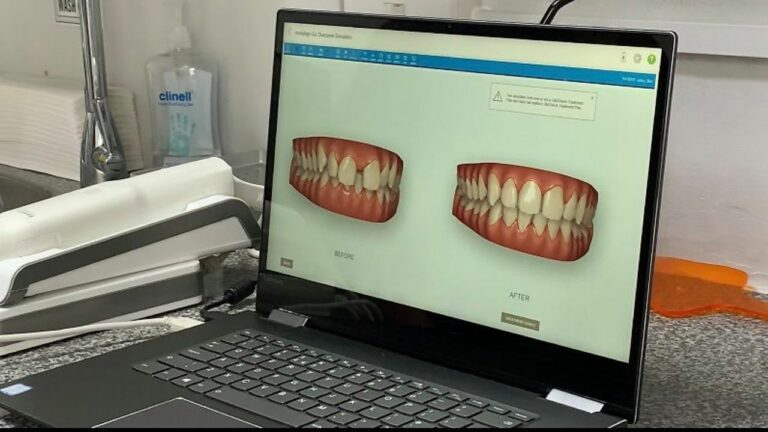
[200,280,257,322]
[540,0,576,25]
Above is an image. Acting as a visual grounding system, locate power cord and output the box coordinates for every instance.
[540,0,576,25]
[200,279,257,322]
[0,317,203,344]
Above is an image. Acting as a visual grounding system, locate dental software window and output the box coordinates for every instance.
[267,24,662,362]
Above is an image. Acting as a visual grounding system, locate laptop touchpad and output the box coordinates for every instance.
[95,398,260,428]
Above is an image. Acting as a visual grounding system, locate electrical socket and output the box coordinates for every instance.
[54,0,81,24]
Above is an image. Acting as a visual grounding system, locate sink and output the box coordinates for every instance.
[0,174,52,212]
[0,165,78,213]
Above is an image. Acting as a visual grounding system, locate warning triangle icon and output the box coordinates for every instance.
[493,91,503,103]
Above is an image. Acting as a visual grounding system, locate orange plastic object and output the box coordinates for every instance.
[651,257,768,320]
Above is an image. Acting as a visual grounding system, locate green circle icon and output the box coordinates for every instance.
[648,54,657,65]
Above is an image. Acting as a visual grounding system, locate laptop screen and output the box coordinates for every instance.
[265,22,662,363]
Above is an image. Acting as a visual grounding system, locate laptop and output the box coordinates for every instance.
[0,10,676,428]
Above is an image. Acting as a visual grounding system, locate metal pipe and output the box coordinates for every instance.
[78,0,127,187]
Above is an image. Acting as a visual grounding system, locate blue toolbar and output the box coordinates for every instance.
[283,43,657,90]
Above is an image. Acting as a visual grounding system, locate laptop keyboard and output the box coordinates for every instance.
[133,330,540,428]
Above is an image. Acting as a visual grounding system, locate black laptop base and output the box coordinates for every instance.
[0,312,625,428]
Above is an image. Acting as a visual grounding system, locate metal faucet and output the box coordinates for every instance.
[78,0,128,187]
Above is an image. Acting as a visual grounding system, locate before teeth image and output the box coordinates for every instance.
[290,137,404,223]
[452,163,599,262]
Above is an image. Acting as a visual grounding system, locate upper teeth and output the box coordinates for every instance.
[487,174,501,206]
[338,157,357,186]
[501,179,517,209]
[518,181,542,215]
[293,145,401,197]
[363,160,381,191]
[457,174,595,241]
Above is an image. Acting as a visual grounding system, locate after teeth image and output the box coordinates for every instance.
[453,163,599,262]
[290,137,403,223]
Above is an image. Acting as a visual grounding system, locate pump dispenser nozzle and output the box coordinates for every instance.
[167,0,191,50]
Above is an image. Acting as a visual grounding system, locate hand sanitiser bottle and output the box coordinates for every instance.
[146,0,220,167]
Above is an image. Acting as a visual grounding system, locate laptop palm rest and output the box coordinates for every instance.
[94,398,260,429]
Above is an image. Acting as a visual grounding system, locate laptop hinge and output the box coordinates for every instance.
[267,308,309,328]
[546,389,605,414]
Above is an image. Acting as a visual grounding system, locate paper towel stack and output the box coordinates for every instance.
[0,74,144,181]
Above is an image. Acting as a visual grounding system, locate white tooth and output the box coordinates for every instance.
[295,167,304,177]
[478,177,488,201]
[388,160,398,188]
[328,153,339,178]
[470,179,479,201]
[465,180,473,199]
[459,177,467,196]
[331,178,340,187]
[576,195,588,225]
[460,196,468,208]
[542,187,565,221]
[320,171,330,187]
[584,207,596,228]
[363,161,381,191]
[317,146,328,172]
[466,200,476,212]
[301,170,311,181]
[563,194,578,221]
[488,202,503,225]
[381,165,390,189]
[338,157,357,186]
[519,181,542,215]
[503,206,518,227]
[547,219,561,239]
[501,180,517,209]
[479,201,490,216]
[313,172,321,182]
[573,225,583,239]
[384,189,392,203]
[473,201,482,215]
[517,211,532,231]
[354,173,364,195]
[365,190,373,199]
[311,152,318,172]
[533,214,547,235]
[299,153,307,170]
[376,190,384,205]
[560,220,573,243]
[393,175,401,191]
[487,174,501,206]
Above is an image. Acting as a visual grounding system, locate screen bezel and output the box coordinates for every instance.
[259,9,676,422]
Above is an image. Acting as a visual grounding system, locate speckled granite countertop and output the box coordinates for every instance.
[1,168,766,428]
[2,304,766,428]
